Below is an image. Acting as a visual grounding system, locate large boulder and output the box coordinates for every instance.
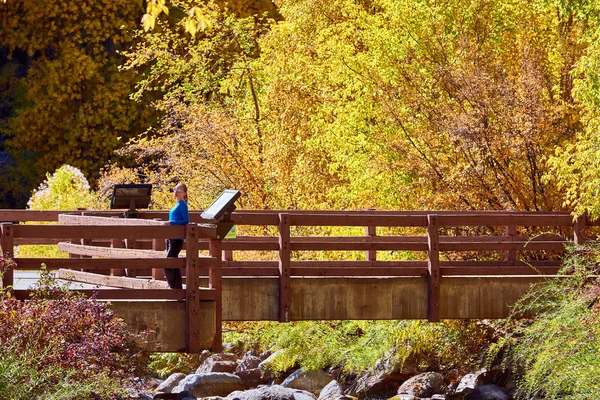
[173,373,244,398]
[156,373,187,394]
[345,352,419,397]
[196,353,240,374]
[465,385,510,400]
[226,385,316,400]
[317,380,343,400]
[451,369,486,398]
[281,369,333,395]
[397,372,444,398]
[235,352,271,387]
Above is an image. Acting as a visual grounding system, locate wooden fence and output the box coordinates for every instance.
[0,209,591,351]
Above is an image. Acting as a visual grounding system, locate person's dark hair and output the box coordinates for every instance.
[176,183,188,201]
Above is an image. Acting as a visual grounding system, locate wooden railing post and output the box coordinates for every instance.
[366,225,377,261]
[152,238,166,280]
[186,223,201,353]
[110,239,125,276]
[1,223,14,289]
[574,214,587,245]
[279,213,291,322]
[505,225,516,261]
[209,238,223,352]
[427,215,440,322]
[125,237,136,278]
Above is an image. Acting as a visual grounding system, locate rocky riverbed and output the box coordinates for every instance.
[132,348,516,400]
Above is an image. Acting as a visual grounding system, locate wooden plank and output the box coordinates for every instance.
[58,242,167,258]
[366,225,377,261]
[13,258,187,270]
[439,241,568,251]
[111,238,125,277]
[1,223,14,289]
[279,213,291,322]
[15,238,63,245]
[11,289,194,300]
[505,225,516,261]
[209,239,223,352]
[574,214,587,245]
[291,267,428,277]
[0,210,65,222]
[437,214,573,227]
[59,214,165,226]
[186,224,202,353]
[427,215,440,322]
[290,214,428,227]
[152,238,166,281]
[57,269,170,289]
[441,266,561,275]
[14,225,186,239]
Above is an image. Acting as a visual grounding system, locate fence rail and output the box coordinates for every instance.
[0,209,587,351]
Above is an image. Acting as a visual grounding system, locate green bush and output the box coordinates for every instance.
[224,319,499,374]
[490,243,600,398]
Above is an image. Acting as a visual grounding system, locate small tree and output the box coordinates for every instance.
[28,164,96,210]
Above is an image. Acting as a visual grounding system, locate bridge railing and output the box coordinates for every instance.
[0,219,219,352]
[0,210,591,326]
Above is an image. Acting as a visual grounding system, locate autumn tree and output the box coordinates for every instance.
[546,1,600,218]
[0,0,155,207]
[253,0,588,210]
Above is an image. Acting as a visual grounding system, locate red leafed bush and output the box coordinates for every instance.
[0,254,148,397]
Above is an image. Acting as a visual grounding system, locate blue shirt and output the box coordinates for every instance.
[169,200,190,225]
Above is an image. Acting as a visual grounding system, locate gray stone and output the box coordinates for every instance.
[281,369,333,395]
[317,380,342,400]
[235,367,270,387]
[197,353,240,374]
[465,385,509,400]
[153,391,196,400]
[397,372,444,398]
[453,369,486,397]
[225,385,316,400]
[236,354,262,373]
[156,373,187,394]
[389,395,418,400]
[346,351,419,397]
[173,373,244,398]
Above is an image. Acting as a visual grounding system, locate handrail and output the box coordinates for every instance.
[0,209,587,343]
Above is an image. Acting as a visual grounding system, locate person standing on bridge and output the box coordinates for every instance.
[164,183,189,289]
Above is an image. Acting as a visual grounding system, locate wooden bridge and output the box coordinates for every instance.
[0,209,590,353]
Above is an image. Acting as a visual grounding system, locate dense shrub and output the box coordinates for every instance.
[0,255,147,399]
[490,243,600,398]
[224,319,499,375]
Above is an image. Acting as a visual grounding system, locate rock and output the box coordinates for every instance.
[225,385,316,400]
[345,352,418,397]
[156,373,187,394]
[317,380,343,400]
[197,353,240,374]
[236,368,270,387]
[388,395,418,400]
[465,384,509,400]
[431,395,447,400]
[451,369,486,398]
[173,373,244,398]
[153,391,195,400]
[396,372,444,398]
[236,354,262,373]
[281,369,333,395]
